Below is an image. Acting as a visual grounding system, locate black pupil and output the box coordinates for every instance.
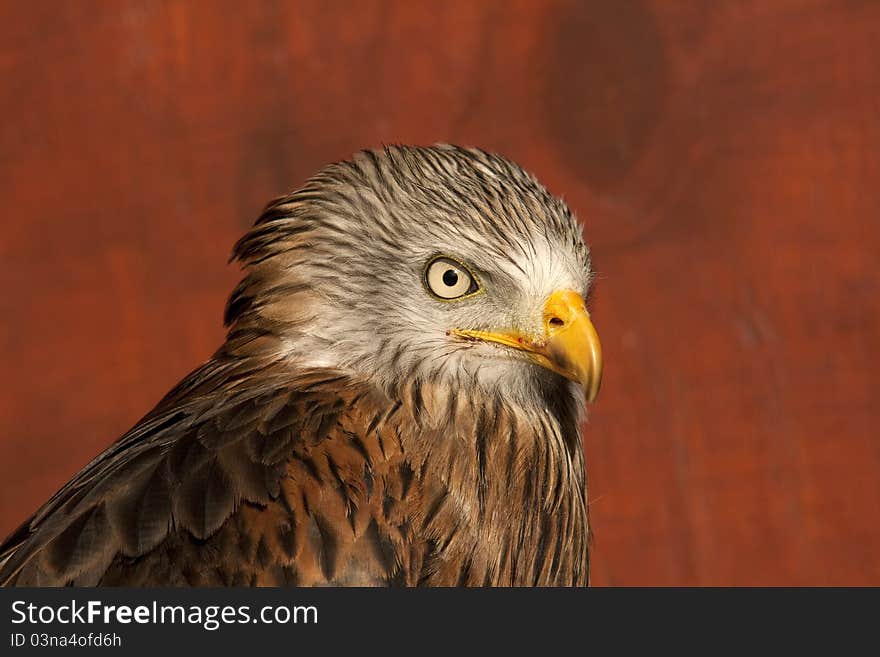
[442,269,459,287]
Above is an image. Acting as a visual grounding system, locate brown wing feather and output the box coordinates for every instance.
[0,358,413,586]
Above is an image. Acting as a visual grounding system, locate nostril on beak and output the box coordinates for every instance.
[548,316,565,329]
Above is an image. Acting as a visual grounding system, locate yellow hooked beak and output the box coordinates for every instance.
[451,289,603,402]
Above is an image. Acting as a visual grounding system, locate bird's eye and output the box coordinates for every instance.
[425,257,479,300]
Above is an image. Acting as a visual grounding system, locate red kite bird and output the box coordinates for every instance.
[0,145,602,586]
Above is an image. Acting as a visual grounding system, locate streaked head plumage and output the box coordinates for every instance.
[226,144,598,409]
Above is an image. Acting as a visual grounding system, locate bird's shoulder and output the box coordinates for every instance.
[0,357,399,586]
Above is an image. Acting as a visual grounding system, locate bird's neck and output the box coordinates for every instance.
[388,377,590,586]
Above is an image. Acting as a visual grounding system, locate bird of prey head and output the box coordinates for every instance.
[1,144,601,587]
[226,145,601,410]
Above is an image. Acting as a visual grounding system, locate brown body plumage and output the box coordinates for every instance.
[0,145,597,586]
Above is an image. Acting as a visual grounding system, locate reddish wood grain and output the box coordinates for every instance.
[1,0,878,585]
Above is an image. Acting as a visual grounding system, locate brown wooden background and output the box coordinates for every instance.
[1,1,878,586]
